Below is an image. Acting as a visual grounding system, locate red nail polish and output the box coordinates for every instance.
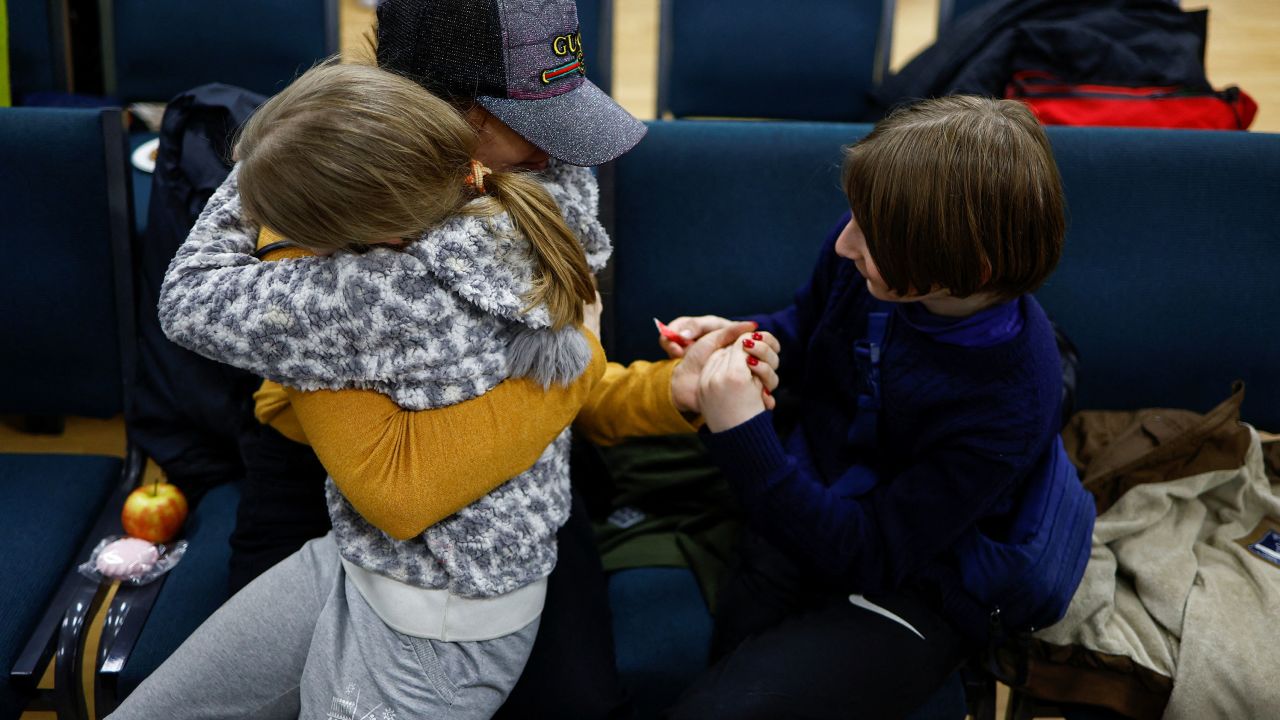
[764,387,772,396]
[747,356,759,366]
[751,321,759,330]
[743,339,755,349]
[752,332,763,341]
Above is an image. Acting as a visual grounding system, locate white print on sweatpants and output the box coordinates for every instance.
[327,684,396,720]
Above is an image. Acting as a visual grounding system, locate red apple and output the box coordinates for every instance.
[121,482,188,543]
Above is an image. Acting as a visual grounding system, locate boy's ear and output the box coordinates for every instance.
[979,258,993,286]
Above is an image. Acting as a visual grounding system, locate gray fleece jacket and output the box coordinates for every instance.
[159,162,611,598]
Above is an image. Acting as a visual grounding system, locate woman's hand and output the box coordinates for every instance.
[698,342,769,432]
[671,326,780,415]
[658,315,737,358]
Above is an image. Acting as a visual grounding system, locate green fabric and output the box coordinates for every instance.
[594,435,740,612]
[1,0,11,106]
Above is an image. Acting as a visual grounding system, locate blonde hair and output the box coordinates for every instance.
[235,61,593,328]
[843,95,1065,300]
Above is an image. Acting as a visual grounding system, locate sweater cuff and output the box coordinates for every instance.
[649,359,704,434]
[701,410,789,480]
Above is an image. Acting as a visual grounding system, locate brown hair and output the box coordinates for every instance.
[235,61,593,328]
[842,95,1065,300]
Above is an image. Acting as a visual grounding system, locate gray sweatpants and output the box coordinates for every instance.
[108,533,538,720]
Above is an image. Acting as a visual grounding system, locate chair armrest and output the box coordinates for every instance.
[9,444,144,718]
[93,575,167,716]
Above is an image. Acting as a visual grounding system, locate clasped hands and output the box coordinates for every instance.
[582,294,779,432]
[661,315,780,433]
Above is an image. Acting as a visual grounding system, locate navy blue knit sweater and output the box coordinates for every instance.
[704,216,1071,638]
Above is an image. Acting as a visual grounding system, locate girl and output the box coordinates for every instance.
[664,96,1096,718]
[220,4,677,716]
[114,62,778,719]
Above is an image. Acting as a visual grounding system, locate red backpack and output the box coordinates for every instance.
[1006,70,1257,130]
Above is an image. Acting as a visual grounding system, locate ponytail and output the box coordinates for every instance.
[485,171,595,329]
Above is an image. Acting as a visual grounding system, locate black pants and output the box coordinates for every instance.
[669,532,969,720]
[228,423,630,719]
[228,422,332,593]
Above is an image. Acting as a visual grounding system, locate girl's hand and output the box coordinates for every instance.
[698,343,769,432]
[659,315,736,358]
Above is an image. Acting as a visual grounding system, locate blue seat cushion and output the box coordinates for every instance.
[609,567,712,717]
[608,566,967,718]
[117,482,240,697]
[0,453,121,719]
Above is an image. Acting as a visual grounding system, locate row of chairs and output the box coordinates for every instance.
[9,0,1007,118]
[7,0,613,105]
[2,108,139,718]
[0,103,247,718]
[13,0,1002,243]
[8,0,338,104]
[8,0,611,241]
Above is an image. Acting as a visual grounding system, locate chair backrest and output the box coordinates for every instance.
[656,0,893,121]
[1035,127,1280,428]
[607,120,854,362]
[104,0,339,102]
[578,0,613,95]
[0,107,136,418]
[7,0,70,102]
[606,120,1280,429]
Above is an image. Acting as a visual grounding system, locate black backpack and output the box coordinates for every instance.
[126,84,265,502]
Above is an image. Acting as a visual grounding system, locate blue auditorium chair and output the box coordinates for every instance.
[656,0,894,121]
[105,0,337,235]
[6,0,71,103]
[1035,126,1280,429]
[104,0,338,103]
[1,107,139,719]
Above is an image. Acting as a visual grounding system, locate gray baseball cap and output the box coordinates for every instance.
[377,0,646,166]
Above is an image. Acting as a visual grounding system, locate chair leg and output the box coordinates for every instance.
[961,666,996,720]
[1004,689,1022,720]
[1005,687,1053,720]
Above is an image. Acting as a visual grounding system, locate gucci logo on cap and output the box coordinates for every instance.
[541,29,586,84]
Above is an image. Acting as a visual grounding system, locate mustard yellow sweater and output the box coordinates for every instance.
[254,231,696,540]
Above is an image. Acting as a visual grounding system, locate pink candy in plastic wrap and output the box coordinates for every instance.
[79,535,187,585]
[95,537,160,579]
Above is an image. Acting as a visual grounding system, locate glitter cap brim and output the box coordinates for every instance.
[478,80,647,167]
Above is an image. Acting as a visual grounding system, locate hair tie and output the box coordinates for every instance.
[465,159,493,194]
